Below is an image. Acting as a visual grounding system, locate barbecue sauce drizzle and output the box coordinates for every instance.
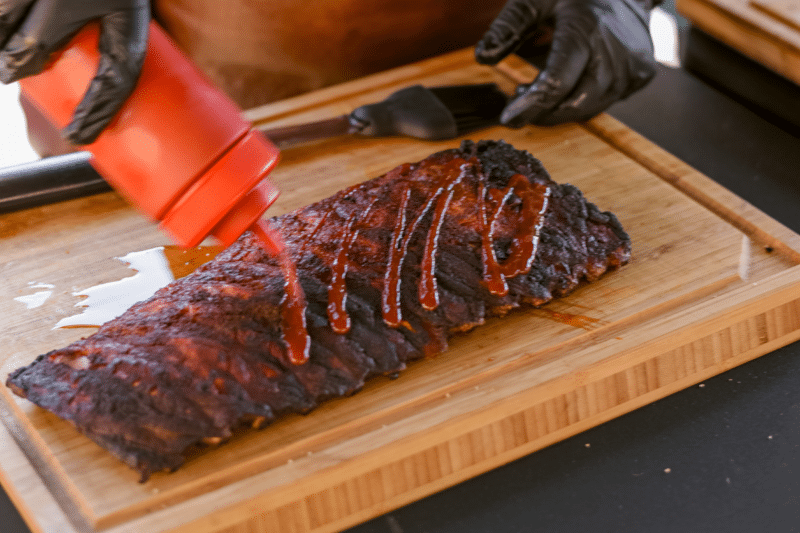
[381,186,414,328]
[382,158,471,327]
[279,249,310,365]
[327,201,376,333]
[282,160,550,365]
[279,206,337,364]
[479,175,551,297]
[418,166,466,310]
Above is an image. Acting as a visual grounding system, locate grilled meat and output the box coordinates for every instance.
[7,140,631,481]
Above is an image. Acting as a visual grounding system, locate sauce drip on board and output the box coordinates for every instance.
[533,308,603,330]
[162,245,224,279]
[382,158,471,327]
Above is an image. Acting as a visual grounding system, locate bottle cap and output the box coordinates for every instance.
[160,130,280,248]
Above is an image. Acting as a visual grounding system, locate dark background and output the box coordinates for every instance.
[3,2,800,531]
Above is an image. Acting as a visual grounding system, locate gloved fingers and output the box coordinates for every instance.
[0,0,35,47]
[511,25,554,70]
[533,41,656,126]
[532,59,617,125]
[0,0,85,82]
[0,0,148,83]
[535,9,656,126]
[475,0,542,66]
[499,15,593,125]
[64,6,148,144]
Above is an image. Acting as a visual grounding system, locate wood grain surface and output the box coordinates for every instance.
[2,49,800,533]
[753,0,800,30]
[676,0,800,85]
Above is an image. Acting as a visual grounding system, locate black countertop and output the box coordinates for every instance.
[3,6,800,533]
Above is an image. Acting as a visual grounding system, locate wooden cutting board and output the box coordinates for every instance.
[676,0,800,85]
[753,0,800,31]
[3,49,800,533]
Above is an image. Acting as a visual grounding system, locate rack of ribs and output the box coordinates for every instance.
[6,140,631,481]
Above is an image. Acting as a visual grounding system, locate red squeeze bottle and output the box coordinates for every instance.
[17,21,283,254]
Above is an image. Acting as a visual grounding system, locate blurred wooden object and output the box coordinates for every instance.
[153,0,506,108]
[676,0,800,86]
[752,0,800,31]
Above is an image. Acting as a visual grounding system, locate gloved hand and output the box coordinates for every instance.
[0,0,149,144]
[475,0,659,126]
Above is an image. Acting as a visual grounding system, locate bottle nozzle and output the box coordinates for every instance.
[251,219,285,256]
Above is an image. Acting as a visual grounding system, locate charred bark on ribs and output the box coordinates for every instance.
[6,140,631,481]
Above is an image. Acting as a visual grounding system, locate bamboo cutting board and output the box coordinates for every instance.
[676,0,800,85]
[3,49,800,533]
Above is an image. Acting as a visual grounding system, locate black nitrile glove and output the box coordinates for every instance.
[0,0,149,144]
[476,0,658,126]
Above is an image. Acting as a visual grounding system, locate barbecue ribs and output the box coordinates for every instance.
[7,140,631,480]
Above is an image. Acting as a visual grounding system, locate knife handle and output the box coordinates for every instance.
[258,115,358,147]
[0,151,111,214]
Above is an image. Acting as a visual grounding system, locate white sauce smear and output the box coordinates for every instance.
[13,282,55,309]
[55,247,175,329]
